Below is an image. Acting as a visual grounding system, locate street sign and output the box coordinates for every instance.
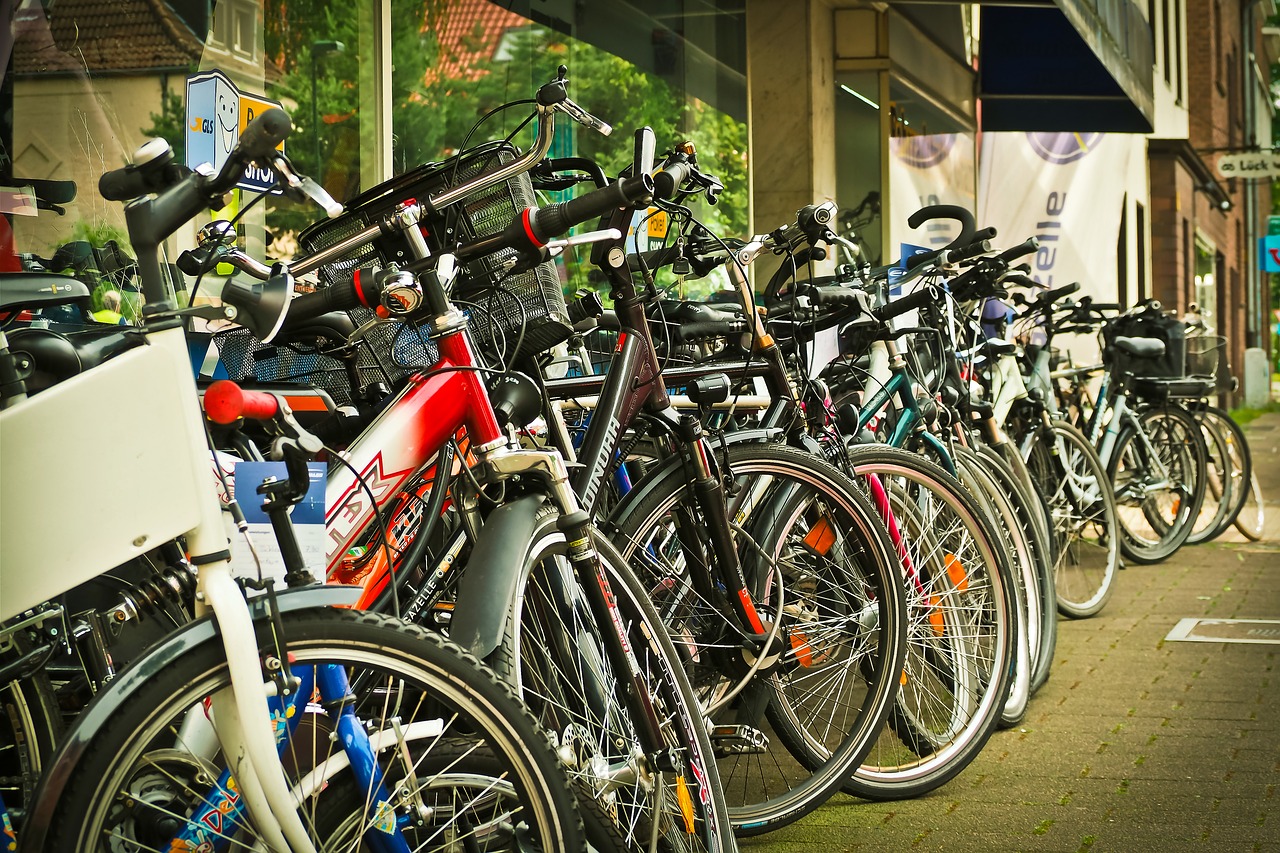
[1214,151,1280,180]
[185,70,284,193]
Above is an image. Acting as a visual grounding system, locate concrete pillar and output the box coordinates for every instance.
[746,0,837,238]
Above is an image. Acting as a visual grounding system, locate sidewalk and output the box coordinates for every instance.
[746,412,1280,853]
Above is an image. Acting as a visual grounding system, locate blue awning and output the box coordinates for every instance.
[979,0,1155,132]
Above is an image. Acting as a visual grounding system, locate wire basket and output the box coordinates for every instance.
[212,308,435,408]
[1185,334,1226,378]
[297,142,571,365]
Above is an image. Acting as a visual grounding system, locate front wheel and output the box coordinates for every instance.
[28,608,585,852]
[1107,405,1207,564]
[1027,420,1120,618]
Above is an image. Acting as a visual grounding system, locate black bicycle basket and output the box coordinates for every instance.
[297,141,571,365]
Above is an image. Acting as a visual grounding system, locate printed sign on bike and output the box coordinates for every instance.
[185,70,285,193]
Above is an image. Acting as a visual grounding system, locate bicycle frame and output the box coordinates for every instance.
[852,338,955,474]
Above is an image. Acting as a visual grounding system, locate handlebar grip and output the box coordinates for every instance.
[1042,281,1080,303]
[236,108,292,163]
[873,286,937,325]
[1089,302,1123,312]
[529,174,654,242]
[906,204,976,250]
[904,247,944,271]
[99,166,152,202]
[652,160,693,201]
[810,285,863,306]
[999,236,1040,263]
[273,266,387,336]
[673,319,746,343]
[950,238,993,264]
[971,226,998,243]
[204,379,279,424]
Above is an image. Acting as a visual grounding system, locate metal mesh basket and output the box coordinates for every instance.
[211,308,435,408]
[297,142,571,365]
[1185,334,1226,378]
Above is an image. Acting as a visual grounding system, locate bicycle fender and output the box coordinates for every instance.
[449,493,546,660]
[19,583,361,852]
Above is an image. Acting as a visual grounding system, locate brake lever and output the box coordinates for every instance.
[269,154,343,218]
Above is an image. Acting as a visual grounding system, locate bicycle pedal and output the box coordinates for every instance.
[711,724,769,756]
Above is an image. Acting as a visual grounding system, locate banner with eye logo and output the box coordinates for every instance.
[888,133,977,254]
[185,69,285,193]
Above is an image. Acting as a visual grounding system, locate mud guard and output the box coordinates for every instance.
[448,493,546,660]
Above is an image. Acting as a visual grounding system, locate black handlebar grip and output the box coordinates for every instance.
[950,238,993,264]
[971,226,998,243]
[99,166,151,202]
[906,204,976,251]
[236,108,292,162]
[904,247,944,271]
[1003,273,1039,289]
[652,160,692,201]
[998,236,1040,263]
[1042,281,1081,303]
[810,285,862,306]
[1089,302,1124,312]
[627,243,686,272]
[176,245,220,277]
[674,319,745,342]
[873,286,937,325]
[529,173,654,242]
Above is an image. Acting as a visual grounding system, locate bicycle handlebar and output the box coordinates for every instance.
[204,379,281,424]
[906,204,976,251]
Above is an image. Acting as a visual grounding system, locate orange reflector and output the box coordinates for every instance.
[927,595,946,636]
[900,669,908,686]
[676,775,696,833]
[944,553,968,592]
[282,395,330,413]
[791,632,814,667]
[803,516,837,555]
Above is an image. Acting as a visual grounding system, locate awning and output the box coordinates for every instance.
[979,0,1155,133]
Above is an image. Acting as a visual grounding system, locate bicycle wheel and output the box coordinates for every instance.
[1107,404,1207,564]
[841,445,1017,800]
[0,633,61,834]
[28,608,585,852]
[609,442,906,835]
[950,447,1031,728]
[1025,420,1120,618]
[1234,468,1266,541]
[1187,408,1235,545]
[1200,405,1254,540]
[495,514,733,851]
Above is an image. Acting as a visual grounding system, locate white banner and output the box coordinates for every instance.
[977,132,1131,294]
[1215,151,1280,180]
[889,133,977,254]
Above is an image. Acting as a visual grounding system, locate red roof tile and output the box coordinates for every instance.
[424,0,531,86]
[14,0,204,76]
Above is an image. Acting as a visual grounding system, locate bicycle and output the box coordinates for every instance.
[5,109,586,851]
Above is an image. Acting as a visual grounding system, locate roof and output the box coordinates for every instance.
[424,0,531,86]
[13,0,204,76]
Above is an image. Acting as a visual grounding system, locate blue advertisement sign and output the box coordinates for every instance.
[1259,236,1280,272]
[185,70,284,193]
[889,242,930,296]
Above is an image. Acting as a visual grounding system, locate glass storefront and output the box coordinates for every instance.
[2,0,747,311]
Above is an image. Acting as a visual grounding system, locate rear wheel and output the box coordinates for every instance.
[609,442,907,835]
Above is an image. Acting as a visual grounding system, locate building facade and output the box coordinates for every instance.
[0,0,1272,398]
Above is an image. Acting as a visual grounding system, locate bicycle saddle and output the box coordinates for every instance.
[1112,336,1166,359]
[0,272,91,311]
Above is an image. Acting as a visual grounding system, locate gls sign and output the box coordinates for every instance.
[185,70,285,193]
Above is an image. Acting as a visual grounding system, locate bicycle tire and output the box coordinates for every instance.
[1199,405,1254,540]
[949,446,1032,728]
[1234,468,1266,541]
[1108,404,1207,564]
[0,634,61,834]
[1026,420,1120,618]
[1187,407,1235,545]
[608,442,906,835]
[492,514,734,851]
[28,607,585,852]
[840,445,1017,801]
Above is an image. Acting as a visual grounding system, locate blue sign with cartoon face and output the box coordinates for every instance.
[185,70,284,193]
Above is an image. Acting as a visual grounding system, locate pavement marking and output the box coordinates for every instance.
[1166,618,1280,644]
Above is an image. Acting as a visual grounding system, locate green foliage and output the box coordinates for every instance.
[140,85,189,166]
